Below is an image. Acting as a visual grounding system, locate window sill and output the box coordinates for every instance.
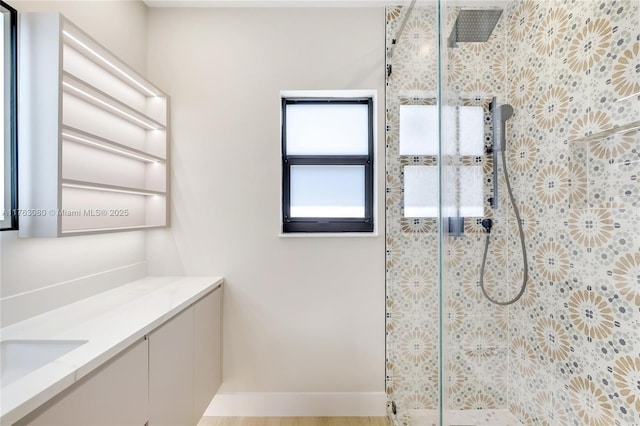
[278,231,378,238]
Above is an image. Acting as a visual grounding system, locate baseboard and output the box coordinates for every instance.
[0,262,147,326]
[205,392,387,417]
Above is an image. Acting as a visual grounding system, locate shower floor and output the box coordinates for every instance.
[409,409,520,426]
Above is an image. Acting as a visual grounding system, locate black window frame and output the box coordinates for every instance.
[0,0,17,232]
[281,97,374,233]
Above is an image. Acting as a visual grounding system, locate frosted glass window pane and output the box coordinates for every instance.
[399,105,438,155]
[441,106,457,156]
[459,106,484,155]
[441,166,458,217]
[286,104,368,155]
[405,166,483,218]
[459,166,484,216]
[404,166,438,217]
[400,105,484,156]
[290,165,364,217]
[441,106,482,156]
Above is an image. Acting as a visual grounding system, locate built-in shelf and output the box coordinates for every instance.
[60,225,163,235]
[62,179,166,197]
[19,13,170,237]
[568,120,640,143]
[62,126,165,163]
[62,23,163,98]
[62,72,165,131]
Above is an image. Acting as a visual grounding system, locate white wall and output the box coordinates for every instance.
[145,6,386,412]
[13,0,148,75]
[0,1,149,324]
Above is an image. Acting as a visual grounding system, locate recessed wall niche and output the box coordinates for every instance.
[18,13,170,237]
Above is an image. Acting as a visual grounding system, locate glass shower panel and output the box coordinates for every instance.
[385,3,440,425]
[386,0,639,425]
[439,1,514,425]
[437,1,640,425]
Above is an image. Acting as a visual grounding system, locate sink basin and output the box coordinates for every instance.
[1,340,88,387]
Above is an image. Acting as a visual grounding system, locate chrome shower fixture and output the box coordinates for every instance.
[448,9,503,48]
[489,97,514,209]
[480,99,528,306]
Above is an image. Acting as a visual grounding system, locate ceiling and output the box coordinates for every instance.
[143,0,508,7]
[142,0,397,7]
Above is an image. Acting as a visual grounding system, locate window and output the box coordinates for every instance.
[281,97,374,233]
[400,101,486,220]
[0,1,17,231]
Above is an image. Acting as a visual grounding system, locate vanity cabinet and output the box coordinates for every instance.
[149,289,223,425]
[14,285,223,426]
[149,307,194,426]
[18,339,149,426]
[18,13,169,237]
[194,289,223,420]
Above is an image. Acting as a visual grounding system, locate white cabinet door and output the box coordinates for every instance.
[149,307,194,426]
[193,288,223,421]
[20,339,148,426]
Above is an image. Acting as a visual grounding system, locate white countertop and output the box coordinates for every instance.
[0,276,224,425]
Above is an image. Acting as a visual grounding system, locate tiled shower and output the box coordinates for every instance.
[385,0,639,425]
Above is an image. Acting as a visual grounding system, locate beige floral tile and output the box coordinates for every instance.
[385,1,639,425]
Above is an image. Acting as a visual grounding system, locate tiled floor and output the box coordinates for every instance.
[409,409,521,426]
[198,417,390,426]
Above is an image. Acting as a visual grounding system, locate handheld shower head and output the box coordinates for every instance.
[481,100,529,306]
[489,97,514,210]
[492,100,513,153]
[500,104,514,121]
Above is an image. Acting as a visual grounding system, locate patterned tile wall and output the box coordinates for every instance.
[504,0,639,425]
[385,0,639,425]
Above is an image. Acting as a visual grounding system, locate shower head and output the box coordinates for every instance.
[498,104,514,122]
[489,97,514,210]
[492,101,513,153]
[448,9,503,48]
